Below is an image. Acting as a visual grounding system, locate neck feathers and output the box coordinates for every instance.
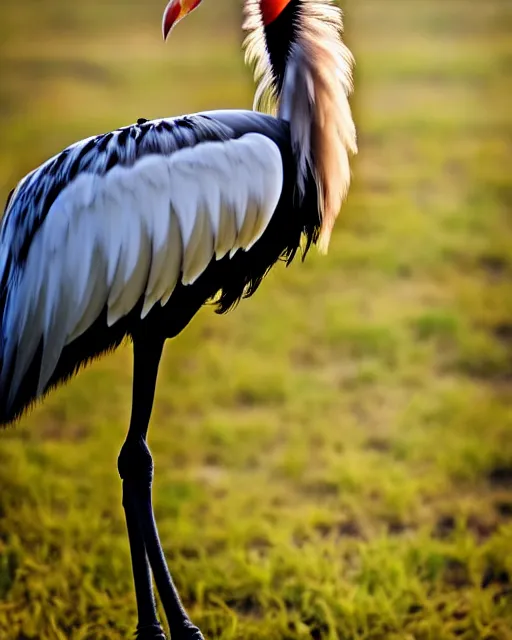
[243,0,357,252]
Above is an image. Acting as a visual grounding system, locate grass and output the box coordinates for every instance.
[1,0,512,638]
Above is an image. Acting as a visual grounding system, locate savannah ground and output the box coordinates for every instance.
[0,1,511,638]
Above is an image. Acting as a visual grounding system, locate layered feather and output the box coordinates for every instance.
[0,132,283,407]
[243,0,357,251]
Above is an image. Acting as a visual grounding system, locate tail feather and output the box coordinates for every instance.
[0,303,130,427]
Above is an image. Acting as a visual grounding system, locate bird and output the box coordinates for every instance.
[0,0,357,638]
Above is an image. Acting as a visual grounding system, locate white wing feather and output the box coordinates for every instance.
[2,133,283,402]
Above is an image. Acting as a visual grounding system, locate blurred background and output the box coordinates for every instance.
[1,1,511,638]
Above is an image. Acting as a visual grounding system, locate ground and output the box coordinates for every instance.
[0,1,511,639]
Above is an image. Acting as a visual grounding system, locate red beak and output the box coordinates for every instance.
[162,0,182,40]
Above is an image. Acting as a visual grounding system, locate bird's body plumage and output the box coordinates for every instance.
[0,110,320,424]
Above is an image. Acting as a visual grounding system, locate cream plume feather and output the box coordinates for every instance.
[243,0,357,251]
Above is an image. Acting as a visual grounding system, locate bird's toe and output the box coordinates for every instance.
[176,623,205,640]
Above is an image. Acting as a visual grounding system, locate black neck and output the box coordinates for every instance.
[263,0,301,93]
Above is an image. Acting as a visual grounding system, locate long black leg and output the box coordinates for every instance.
[132,482,203,639]
[118,334,204,640]
[119,335,165,639]
[123,490,165,639]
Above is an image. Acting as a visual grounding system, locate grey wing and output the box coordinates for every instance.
[0,116,284,408]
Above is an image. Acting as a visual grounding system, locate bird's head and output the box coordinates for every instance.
[162,0,203,40]
[163,0,295,39]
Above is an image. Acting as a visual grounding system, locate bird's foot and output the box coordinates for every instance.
[173,623,205,640]
[135,623,167,639]
[134,621,204,640]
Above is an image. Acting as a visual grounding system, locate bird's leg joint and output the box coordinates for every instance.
[118,437,154,485]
